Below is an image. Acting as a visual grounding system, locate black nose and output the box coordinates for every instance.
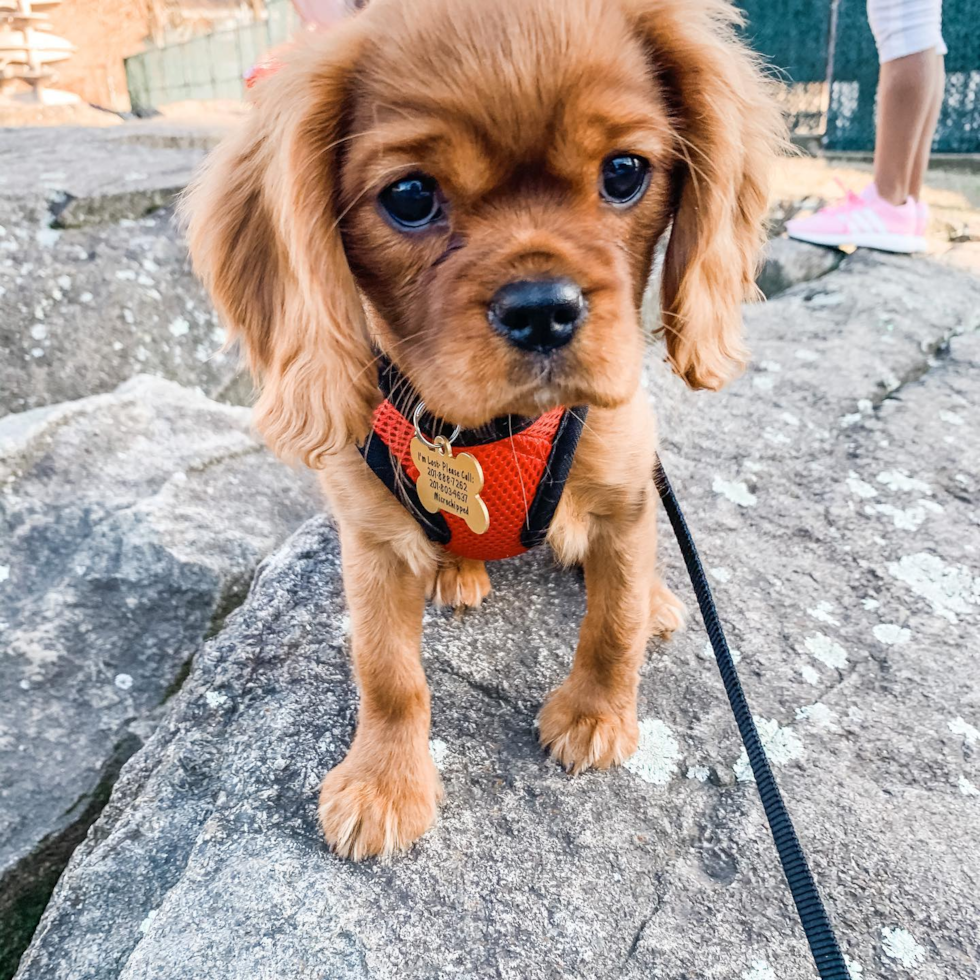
[488,278,586,353]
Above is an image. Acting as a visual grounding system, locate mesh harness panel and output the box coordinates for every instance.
[359,361,587,561]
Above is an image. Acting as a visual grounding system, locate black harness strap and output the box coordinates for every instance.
[363,357,587,557]
[654,456,850,980]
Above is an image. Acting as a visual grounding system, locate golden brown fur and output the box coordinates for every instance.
[184,0,782,860]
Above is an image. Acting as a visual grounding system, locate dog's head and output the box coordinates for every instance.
[185,0,782,465]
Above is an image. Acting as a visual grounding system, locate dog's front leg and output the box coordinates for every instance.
[539,486,681,773]
[318,528,441,860]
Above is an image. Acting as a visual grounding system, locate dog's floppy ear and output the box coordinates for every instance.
[628,0,784,390]
[182,27,377,465]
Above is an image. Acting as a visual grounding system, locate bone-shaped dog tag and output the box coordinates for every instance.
[410,435,490,535]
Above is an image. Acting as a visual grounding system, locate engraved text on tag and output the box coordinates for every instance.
[410,435,490,535]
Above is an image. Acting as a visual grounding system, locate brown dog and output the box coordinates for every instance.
[184,0,782,860]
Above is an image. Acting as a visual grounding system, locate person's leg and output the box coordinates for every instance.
[908,51,945,200]
[873,49,942,205]
[768,0,948,253]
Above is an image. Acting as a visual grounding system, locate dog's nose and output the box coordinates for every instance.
[488,278,586,353]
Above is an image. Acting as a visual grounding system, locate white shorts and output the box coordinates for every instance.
[867,0,947,63]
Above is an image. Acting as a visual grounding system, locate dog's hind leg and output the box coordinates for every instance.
[649,577,686,638]
[537,485,661,774]
[427,556,492,610]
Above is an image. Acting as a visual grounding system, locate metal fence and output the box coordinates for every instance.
[741,0,979,152]
[126,0,979,153]
[826,0,979,152]
[125,1,300,109]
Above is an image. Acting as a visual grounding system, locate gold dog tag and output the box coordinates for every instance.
[410,435,490,535]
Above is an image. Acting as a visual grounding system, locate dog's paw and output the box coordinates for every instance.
[538,683,638,774]
[428,558,491,610]
[649,579,686,639]
[318,752,442,861]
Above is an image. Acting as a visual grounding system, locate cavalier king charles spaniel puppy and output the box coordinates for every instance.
[185,0,782,860]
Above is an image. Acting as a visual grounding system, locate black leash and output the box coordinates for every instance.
[654,456,850,980]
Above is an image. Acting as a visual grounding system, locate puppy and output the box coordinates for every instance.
[185,0,782,860]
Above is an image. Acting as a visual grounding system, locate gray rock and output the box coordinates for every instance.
[14,256,980,980]
[0,125,210,222]
[0,376,319,977]
[0,124,253,418]
[0,201,251,418]
[756,236,842,298]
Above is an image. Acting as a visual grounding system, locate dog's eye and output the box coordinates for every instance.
[600,154,650,206]
[379,174,443,229]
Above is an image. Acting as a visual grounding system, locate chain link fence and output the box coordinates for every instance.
[826,0,978,151]
[743,0,979,152]
[739,0,834,138]
[126,0,979,152]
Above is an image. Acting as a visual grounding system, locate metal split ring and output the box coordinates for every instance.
[412,401,461,450]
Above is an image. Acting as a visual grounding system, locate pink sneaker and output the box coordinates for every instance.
[786,182,926,254]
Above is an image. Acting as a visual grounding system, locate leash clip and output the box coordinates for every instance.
[412,401,461,453]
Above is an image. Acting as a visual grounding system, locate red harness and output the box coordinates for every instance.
[360,362,586,561]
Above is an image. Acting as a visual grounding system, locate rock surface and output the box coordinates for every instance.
[756,236,842,298]
[0,199,249,417]
[0,125,212,220]
[0,125,249,417]
[12,254,980,980]
[0,376,319,976]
